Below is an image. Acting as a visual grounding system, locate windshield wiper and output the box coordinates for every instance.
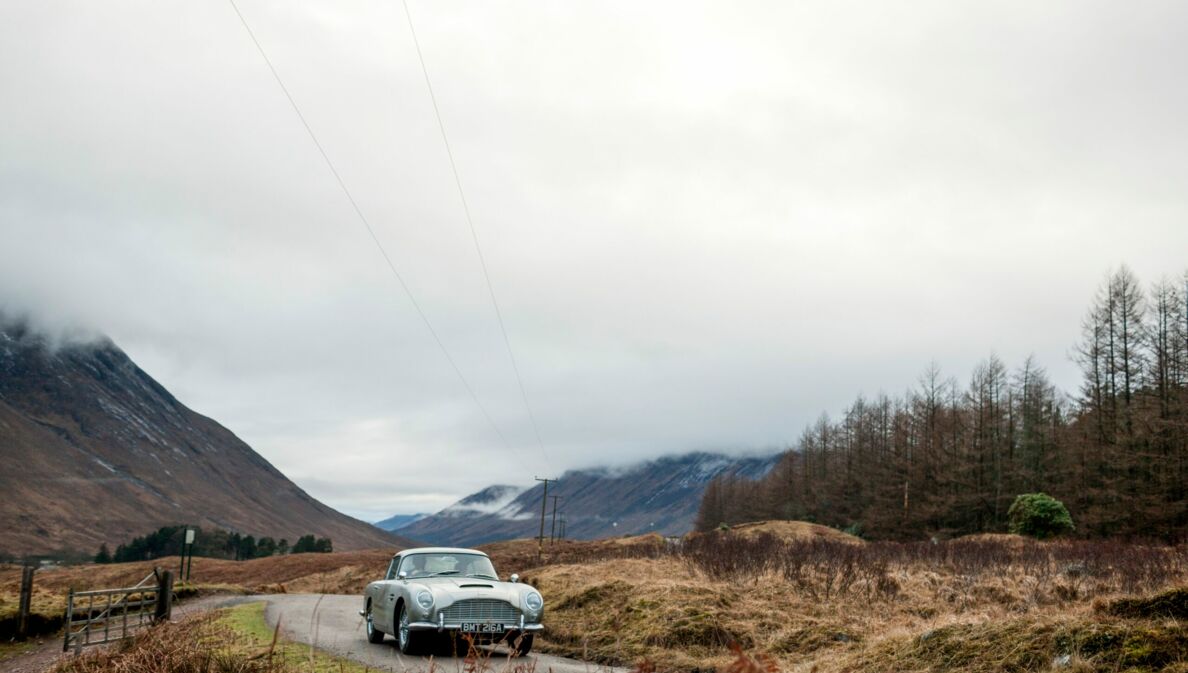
[428,570,461,576]
[467,573,498,580]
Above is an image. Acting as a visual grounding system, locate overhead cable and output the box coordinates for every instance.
[227,0,519,456]
[400,0,552,472]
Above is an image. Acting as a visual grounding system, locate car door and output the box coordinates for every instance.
[376,555,401,631]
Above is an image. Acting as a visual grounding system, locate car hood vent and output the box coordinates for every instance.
[458,583,494,588]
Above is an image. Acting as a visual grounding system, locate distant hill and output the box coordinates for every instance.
[396,452,778,546]
[373,512,428,532]
[0,317,414,555]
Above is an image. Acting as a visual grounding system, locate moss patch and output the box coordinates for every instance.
[0,639,40,662]
[1103,586,1188,620]
[771,623,860,655]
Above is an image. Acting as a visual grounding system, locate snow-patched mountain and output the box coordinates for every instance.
[393,452,778,546]
[437,485,528,518]
[0,317,413,555]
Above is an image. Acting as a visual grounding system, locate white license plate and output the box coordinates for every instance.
[460,622,505,633]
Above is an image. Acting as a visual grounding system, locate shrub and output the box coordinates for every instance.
[1007,493,1074,539]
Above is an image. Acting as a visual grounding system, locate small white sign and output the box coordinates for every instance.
[184,529,196,545]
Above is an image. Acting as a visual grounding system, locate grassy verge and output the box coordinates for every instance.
[0,639,40,662]
[215,602,373,673]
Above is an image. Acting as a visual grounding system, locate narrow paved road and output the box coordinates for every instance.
[259,594,624,673]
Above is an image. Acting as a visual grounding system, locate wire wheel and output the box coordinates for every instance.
[397,603,418,655]
[365,604,384,643]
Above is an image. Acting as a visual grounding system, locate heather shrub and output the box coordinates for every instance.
[1007,493,1074,539]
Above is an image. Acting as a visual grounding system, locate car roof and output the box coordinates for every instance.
[393,547,488,558]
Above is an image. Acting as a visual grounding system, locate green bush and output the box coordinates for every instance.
[1007,493,1074,539]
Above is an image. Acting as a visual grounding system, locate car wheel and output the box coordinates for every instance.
[512,633,534,657]
[397,603,422,655]
[365,603,384,644]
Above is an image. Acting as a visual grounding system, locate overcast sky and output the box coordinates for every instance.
[3,1,1187,521]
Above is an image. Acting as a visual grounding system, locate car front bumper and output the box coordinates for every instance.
[357,610,544,633]
[408,613,544,633]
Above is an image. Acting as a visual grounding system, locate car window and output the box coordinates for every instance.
[398,555,425,577]
[397,553,498,579]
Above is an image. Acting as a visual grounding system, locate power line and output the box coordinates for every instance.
[399,0,551,472]
[226,0,518,455]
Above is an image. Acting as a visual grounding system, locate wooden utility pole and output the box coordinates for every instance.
[549,495,561,544]
[534,477,554,558]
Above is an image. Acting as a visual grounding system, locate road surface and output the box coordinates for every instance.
[258,594,624,673]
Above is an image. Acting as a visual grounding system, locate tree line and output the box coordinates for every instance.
[93,525,333,563]
[697,267,1188,540]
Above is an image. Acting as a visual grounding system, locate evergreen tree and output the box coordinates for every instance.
[292,535,317,553]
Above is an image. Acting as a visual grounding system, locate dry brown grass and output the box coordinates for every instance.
[526,555,902,671]
[47,602,380,673]
[12,529,1188,672]
[721,521,862,545]
[518,532,1188,672]
[830,611,1188,673]
[477,535,671,574]
[50,611,278,673]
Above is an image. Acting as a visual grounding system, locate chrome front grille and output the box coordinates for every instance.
[441,599,520,624]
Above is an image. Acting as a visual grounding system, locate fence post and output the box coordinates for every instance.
[154,570,173,623]
[17,565,34,639]
[63,587,74,653]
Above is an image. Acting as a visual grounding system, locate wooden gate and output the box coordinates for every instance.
[63,569,173,653]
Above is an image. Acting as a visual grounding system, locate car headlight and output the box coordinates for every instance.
[416,590,434,610]
[524,591,543,612]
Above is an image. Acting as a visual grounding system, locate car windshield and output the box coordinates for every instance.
[398,553,499,579]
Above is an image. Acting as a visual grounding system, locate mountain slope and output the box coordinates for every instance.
[0,318,413,555]
[372,512,428,532]
[396,452,778,546]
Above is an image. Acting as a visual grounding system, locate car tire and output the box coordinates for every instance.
[512,633,534,657]
[365,603,384,644]
[397,603,423,656]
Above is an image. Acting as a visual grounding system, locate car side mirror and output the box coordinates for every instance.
[510,573,520,583]
[398,571,408,580]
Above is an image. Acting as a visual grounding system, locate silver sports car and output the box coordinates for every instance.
[361,547,544,656]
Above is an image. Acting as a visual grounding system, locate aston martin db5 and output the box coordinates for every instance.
[361,547,544,656]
